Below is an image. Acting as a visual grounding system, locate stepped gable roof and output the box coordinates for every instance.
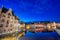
[1,6,20,20]
[1,6,15,16]
[1,6,8,13]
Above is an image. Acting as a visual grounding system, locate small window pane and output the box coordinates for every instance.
[1,19,5,22]
[8,13,11,16]
[6,24,8,27]
[0,24,3,27]
[7,20,9,24]
[3,15,5,17]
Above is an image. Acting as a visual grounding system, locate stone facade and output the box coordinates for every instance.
[0,6,20,34]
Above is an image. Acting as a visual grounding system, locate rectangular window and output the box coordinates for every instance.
[3,15,5,17]
[6,24,8,27]
[0,29,2,33]
[10,24,13,27]
[4,29,6,32]
[10,29,12,31]
[7,20,9,24]
[8,16,10,18]
[0,24,3,27]
[1,19,5,22]
[11,21,13,23]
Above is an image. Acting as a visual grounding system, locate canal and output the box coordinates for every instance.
[19,31,60,40]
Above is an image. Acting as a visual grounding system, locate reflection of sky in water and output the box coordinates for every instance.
[19,31,60,40]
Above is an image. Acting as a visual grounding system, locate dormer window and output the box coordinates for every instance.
[8,13,11,16]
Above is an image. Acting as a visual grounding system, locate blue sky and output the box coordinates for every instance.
[0,0,60,22]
